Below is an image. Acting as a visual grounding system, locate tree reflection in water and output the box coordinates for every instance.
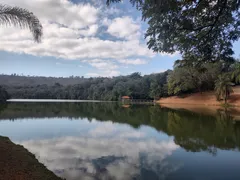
[0,102,240,154]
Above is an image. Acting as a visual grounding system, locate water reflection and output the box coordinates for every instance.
[20,134,179,180]
[0,103,240,179]
[0,102,240,153]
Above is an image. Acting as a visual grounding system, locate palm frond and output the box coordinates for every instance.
[0,4,42,42]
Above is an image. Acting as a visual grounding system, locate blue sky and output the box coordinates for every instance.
[0,0,239,77]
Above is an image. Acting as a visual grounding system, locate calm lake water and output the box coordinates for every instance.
[0,102,240,180]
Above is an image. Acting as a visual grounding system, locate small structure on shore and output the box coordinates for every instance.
[121,96,131,103]
[121,96,154,104]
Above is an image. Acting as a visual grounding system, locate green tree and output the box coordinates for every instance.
[107,0,240,62]
[0,86,9,102]
[0,4,42,42]
[149,80,162,100]
[215,74,233,104]
[231,61,240,84]
[168,62,222,95]
[167,66,200,95]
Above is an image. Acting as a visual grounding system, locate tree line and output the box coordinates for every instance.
[168,58,240,103]
[0,71,170,101]
[1,59,240,102]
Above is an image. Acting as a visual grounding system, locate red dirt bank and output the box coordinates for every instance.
[158,86,240,107]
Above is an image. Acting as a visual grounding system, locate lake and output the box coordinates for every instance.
[0,102,240,180]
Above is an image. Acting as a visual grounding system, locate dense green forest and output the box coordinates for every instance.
[0,71,170,100]
[1,102,240,154]
[1,60,240,101]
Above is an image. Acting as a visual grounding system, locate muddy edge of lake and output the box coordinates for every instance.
[0,136,62,180]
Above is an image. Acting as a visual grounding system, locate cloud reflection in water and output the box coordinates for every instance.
[19,123,180,180]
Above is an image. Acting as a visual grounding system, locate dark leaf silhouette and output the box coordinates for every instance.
[0,4,42,42]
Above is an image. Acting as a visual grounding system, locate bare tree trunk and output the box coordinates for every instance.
[225,86,227,104]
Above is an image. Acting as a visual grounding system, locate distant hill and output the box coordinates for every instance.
[0,74,90,86]
[0,72,171,101]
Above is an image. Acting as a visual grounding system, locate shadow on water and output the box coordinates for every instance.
[0,102,240,154]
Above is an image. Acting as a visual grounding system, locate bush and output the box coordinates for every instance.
[0,86,9,102]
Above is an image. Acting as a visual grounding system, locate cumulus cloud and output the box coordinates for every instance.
[82,59,120,77]
[0,0,153,59]
[85,70,120,77]
[84,59,118,70]
[107,16,141,40]
[85,73,100,77]
[2,0,99,29]
[118,58,148,65]
[0,0,178,76]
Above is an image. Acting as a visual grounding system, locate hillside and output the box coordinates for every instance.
[0,74,88,86]
[0,72,170,101]
[158,86,240,106]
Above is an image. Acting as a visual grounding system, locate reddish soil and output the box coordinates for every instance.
[158,86,240,106]
[0,136,62,180]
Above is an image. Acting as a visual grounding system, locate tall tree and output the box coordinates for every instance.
[215,74,233,104]
[0,4,42,42]
[231,61,240,84]
[107,0,240,62]
[0,86,9,102]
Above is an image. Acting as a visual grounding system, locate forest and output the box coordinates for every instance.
[1,59,240,102]
[0,71,170,101]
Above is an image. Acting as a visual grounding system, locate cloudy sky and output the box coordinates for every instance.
[0,0,240,77]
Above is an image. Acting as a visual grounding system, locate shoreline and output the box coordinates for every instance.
[157,87,240,108]
[0,136,62,180]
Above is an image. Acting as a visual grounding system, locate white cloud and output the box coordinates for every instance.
[107,16,141,40]
[0,28,154,60]
[83,59,120,77]
[85,70,120,77]
[0,0,154,60]
[118,59,148,65]
[1,0,99,29]
[85,73,100,77]
[0,0,178,76]
[78,24,99,37]
[108,70,121,77]
[84,59,118,70]
[102,18,111,26]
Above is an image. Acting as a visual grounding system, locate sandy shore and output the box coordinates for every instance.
[0,136,62,180]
